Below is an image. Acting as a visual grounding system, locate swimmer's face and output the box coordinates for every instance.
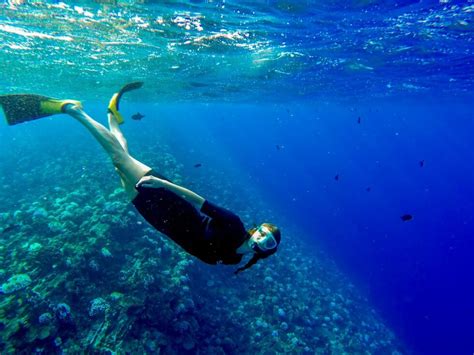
[248,224,277,253]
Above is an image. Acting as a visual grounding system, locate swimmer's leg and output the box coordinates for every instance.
[63,104,150,200]
[108,111,129,154]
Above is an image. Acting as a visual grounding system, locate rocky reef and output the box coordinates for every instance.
[0,139,404,354]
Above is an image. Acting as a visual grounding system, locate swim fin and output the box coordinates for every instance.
[107,81,144,125]
[0,94,81,126]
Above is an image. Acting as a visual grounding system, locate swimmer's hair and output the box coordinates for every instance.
[234,251,276,275]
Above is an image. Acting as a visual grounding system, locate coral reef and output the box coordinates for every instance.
[0,141,404,353]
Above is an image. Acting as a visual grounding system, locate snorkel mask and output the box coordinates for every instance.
[248,225,278,254]
[235,223,281,275]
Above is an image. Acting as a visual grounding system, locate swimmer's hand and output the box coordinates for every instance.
[135,175,165,189]
[135,175,206,209]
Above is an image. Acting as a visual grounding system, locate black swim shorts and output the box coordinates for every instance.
[132,172,205,253]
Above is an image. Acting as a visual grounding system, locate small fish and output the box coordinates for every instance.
[419,160,424,167]
[276,144,285,150]
[194,163,202,168]
[1,224,19,234]
[131,112,145,121]
[357,116,361,124]
[334,174,339,181]
[366,187,371,192]
[400,214,413,222]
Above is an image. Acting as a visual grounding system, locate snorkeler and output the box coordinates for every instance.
[0,83,281,274]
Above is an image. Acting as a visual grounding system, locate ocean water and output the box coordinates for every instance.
[0,0,473,354]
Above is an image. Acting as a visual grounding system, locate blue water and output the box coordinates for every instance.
[1,0,474,353]
[117,99,474,354]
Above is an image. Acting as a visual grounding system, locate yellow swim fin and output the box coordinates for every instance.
[107,81,144,125]
[0,94,81,126]
[40,98,82,116]
[108,93,124,124]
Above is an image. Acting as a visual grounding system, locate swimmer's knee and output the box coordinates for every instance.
[111,152,130,169]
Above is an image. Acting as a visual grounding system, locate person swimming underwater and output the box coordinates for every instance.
[0,83,281,274]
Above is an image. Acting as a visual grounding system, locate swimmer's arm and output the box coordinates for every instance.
[136,175,205,210]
